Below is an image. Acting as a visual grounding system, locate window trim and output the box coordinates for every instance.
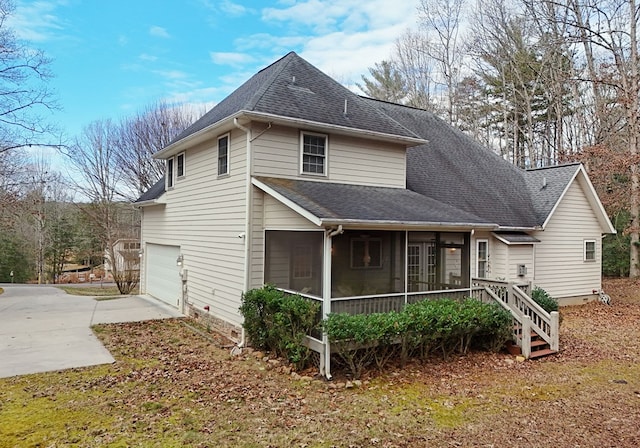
[584,239,596,262]
[176,152,185,179]
[218,133,230,177]
[300,131,328,176]
[476,239,489,278]
[166,157,174,189]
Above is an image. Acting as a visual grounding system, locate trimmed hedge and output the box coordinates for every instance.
[324,298,512,378]
[239,285,320,369]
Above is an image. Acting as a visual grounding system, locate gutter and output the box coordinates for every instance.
[154,109,427,160]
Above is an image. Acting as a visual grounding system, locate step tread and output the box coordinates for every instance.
[528,348,557,359]
[530,339,549,348]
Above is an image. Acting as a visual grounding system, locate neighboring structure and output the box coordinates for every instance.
[135,52,615,371]
[104,238,141,278]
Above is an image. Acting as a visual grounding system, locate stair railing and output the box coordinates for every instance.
[472,279,559,355]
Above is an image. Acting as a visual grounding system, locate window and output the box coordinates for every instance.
[292,245,313,279]
[584,240,596,261]
[477,239,488,278]
[166,158,174,189]
[351,238,382,268]
[301,132,327,175]
[176,152,185,178]
[218,134,229,176]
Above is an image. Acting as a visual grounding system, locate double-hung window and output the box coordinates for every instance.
[477,239,488,278]
[584,240,596,261]
[166,157,174,189]
[176,152,185,179]
[218,134,229,176]
[301,132,327,175]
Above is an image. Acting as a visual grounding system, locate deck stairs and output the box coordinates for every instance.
[473,279,559,360]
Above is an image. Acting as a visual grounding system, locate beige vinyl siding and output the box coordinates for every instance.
[249,188,265,289]
[252,124,406,187]
[533,180,603,299]
[263,194,320,230]
[490,239,508,280]
[141,129,248,326]
[506,245,534,282]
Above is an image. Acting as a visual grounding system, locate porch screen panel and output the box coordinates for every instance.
[264,231,323,298]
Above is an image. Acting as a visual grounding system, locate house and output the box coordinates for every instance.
[104,238,141,279]
[135,52,614,373]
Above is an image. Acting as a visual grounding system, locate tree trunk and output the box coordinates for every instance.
[628,0,640,277]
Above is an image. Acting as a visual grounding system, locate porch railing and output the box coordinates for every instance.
[331,289,471,315]
[472,278,559,356]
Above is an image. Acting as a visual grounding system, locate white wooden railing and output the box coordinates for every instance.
[472,278,559,357]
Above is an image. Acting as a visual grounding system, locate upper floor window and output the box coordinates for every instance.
[176,152,185,178]
[218,134,229,176]
[301,132,327,175]
[584,240,596,261]
[166,157,174,189]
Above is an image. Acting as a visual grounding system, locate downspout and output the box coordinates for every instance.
[234,117,251,348]
[323,225,343,379]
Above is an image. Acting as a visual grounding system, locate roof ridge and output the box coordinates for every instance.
[244,52,296,111]
[525,162,582,172]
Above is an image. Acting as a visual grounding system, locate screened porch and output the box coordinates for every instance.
[264,229,472,315]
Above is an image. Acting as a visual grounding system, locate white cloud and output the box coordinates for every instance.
[10,1,66,42]
[219,0,251,17]
[149,26,170,38]
[139,53,158,62]
[153,69,191,82]
[210,52,255,67]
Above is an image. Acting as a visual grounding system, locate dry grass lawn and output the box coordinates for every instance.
[1,278,639,447]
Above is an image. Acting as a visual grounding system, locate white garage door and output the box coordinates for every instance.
[145,243,182,308]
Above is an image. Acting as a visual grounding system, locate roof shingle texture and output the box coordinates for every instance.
[257,177,490,226]
[173,52,419,144]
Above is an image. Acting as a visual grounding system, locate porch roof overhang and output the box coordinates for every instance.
[492,231,541,245]
[253,176,497,231]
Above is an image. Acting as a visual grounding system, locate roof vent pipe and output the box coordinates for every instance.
[542,177,547,189]
[344,99,348,116]
[292,75,296,85]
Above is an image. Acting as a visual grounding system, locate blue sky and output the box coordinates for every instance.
[12,0,422,142]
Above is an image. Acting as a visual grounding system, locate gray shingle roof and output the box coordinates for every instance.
[172,52,420,144]
[135,178,165,203]
[524,163,581,224]
[255,177,493,228]
[492,231,541,244]
[363,98,540,228]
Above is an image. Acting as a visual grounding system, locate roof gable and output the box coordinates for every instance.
[525,164,615,233]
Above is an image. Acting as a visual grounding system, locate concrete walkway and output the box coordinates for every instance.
[0,284,183,378]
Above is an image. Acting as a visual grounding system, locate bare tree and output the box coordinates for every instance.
[394,29,440,111]
[418,0,467,123]
[114,101,197,199]
[0,0,60,154]
[536,0,640,275]
[67,120,139,293]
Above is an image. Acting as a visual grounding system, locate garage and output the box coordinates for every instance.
[145,243,182,308]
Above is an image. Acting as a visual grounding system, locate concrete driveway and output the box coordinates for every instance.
[0,284,183,378]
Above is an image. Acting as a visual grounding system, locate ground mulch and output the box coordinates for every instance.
[1,278,639,447]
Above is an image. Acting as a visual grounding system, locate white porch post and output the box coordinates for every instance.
[322,230,333,379]
[404,230,408,305]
